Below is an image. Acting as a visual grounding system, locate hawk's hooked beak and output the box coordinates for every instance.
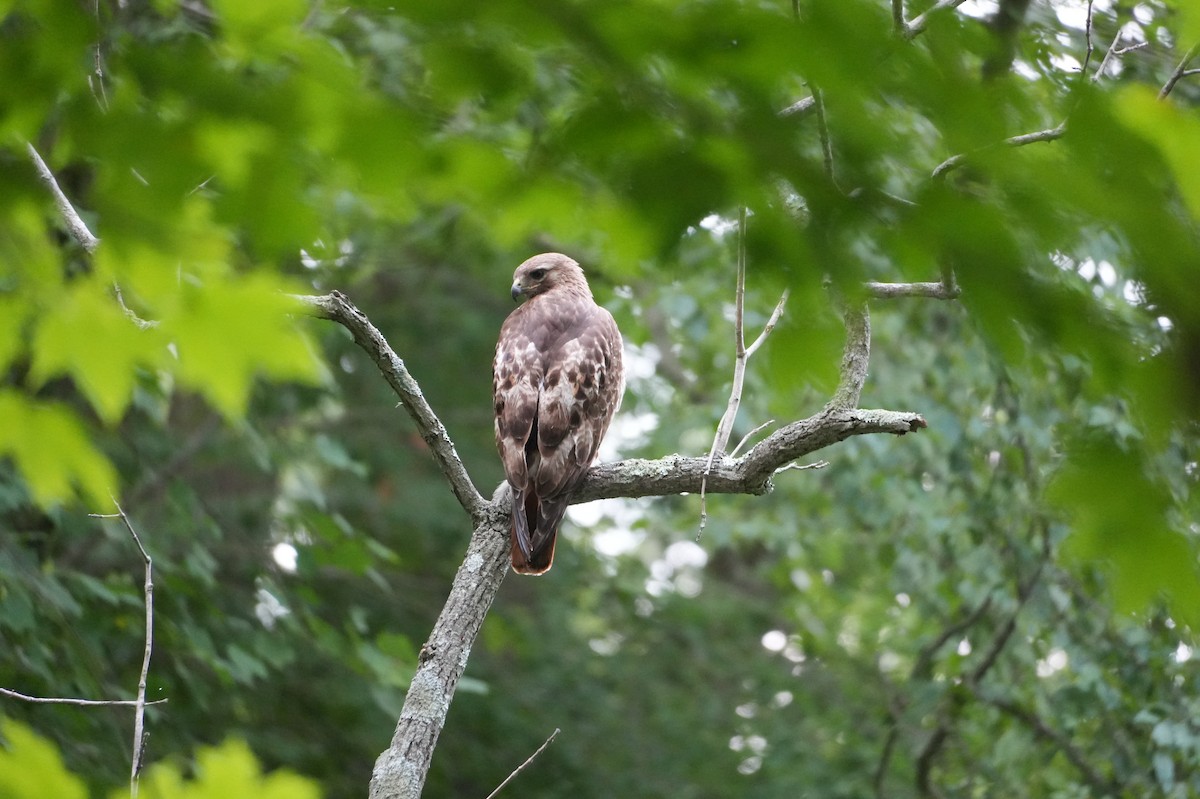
[511,283,526,302]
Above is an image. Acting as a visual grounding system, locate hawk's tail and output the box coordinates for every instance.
[510,489,569,575]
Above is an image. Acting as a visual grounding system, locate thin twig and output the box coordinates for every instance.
[745,290,789,358]
[483,728,561,799]
[813,89,836,184]
[774,460,828,474]
[981,695,1117,794]
[92,499,154,792]
[700,207,750,538]
[1113,42,1149,56]
[641,264,783,521]
[26,143,100,253]
[932,123,1065,179]
[873,595,991,793]
[89,0,109,111]
[729,419,775,459]
[709,209,751,453]
[0,687,166,708]
[905,0,969,39]
[891,0,905,36]
[113,284,159,330]
[919,599,995,680]
[874,705,901,797]
[1005,124,1067,146]
[1159,44,1199,99]
[865,281,961,300]
[1092,29,1124,82]
[913,516,1050,796]
[779,96,816,118]
[1080,0,1095,75]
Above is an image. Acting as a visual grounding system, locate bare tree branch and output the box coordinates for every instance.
[0,687,167,708]
[370,485,511,799]
[484,728,561,799]
[729,419,775,459]
[1159,43,1199,99]
[866,281,961,300]
[296,292,489,523]
[911,529,1049,796]
[828,301,870,411]
[981,694,1118,795]
[912,597,995,682]
[1113,42,1149,56]
[365,403,924,799]
[745,289,789,359]
[699,210,790,537]
[302,291,926,799]
[904,0,970,40]
[577,407,925,503]
[1092,29,1124,82]
[27,143,100,254]
[875,595,994,795]
[1089,17,1147,84]
[813,89,836,184]
[1080,0,1096,75]
[127,507,154,787]
[709,206,752,458]
[891,0,906,36]
[779,96,816,118]
[91,500,156,791]
[24,149,165,332]
[932,123,1065,179]
[6,501,161,792]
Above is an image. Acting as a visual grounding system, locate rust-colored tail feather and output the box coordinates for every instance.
[510,490,567,575]
[511,527,557,575]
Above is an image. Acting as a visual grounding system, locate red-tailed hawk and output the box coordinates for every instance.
[493,253,624,575]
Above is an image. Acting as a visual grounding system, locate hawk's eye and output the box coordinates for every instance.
[529,268,547,280]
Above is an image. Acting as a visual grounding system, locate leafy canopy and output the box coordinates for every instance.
[2,0,1199,797]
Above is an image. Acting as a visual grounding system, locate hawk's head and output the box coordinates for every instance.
[510,252,591,302]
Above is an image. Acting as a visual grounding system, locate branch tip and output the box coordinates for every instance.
[299,291,488,522]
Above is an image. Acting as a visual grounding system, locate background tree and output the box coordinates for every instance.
[1,0,1198,797]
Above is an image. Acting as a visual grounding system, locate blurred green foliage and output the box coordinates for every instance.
[0,719,321,799]
[1,0,1198,797]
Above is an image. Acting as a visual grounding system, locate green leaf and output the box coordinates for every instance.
[1178,0,1200,49]
[163,275,323,418]
[30,279,165,424]
[0,296,32,377]
[1050,438,1200,624]
[209,0,307,60]
[134,739,321,799]
[0,720,87,799]
[1114,86,1200,221]
[0,390,117,507]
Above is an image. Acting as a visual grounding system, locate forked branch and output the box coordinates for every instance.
[301,287,926,799]
[89,500,156,793]
[932,123,1066,179]
[1160,43,1199,99]
[698,209,789,536]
